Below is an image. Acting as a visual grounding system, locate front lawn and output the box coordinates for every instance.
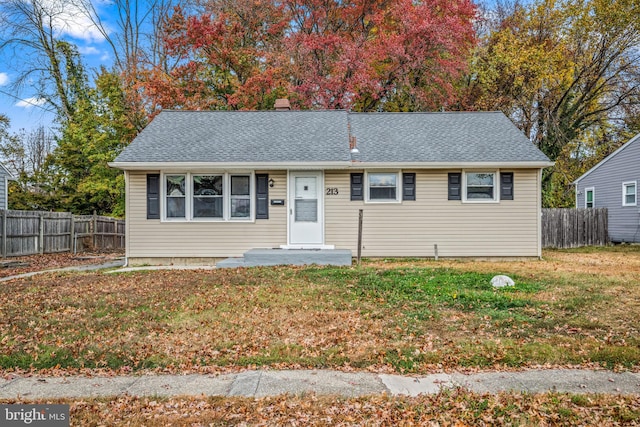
[1,247,639,373]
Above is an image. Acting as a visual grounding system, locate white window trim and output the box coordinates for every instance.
[622,181,637,207]
[161,172,255,222]
[164,173,188,221]
[462,170,499,203]
[585,187,595,208]
[191,174,225,222]
[365,171,402,203]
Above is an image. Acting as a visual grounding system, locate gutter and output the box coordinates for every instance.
[109,161,555,171]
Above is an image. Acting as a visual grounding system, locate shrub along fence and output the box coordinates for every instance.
[542,208,609,249]
[0,210,125,257]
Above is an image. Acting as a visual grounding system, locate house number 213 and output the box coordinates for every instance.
[326,188,339,195]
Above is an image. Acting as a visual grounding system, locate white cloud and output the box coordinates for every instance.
[0,73,9,86]
[42,0,108,43]
[78,46,100,55]
[15,97,47,108]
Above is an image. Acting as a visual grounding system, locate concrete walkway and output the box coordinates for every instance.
[0,259,126,282]
[1,369,639,399]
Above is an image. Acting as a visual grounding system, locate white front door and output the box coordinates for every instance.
[289,171,324,246]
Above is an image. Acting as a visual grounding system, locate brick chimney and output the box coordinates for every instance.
[274,98,291,111]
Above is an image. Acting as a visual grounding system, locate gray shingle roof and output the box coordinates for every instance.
[114,110,551,165]
[349,112,550,163]
[114,110,351,163]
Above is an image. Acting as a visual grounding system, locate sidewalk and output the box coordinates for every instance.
[1,369,639,399]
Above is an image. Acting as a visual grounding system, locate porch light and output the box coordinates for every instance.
[268,178,275,188]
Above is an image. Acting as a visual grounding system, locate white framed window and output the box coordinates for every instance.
[230,175,251,218]
[622,181,637,207]
[366,172,400,202]
[585,187,594,208]
[165,174,186,218]
[163,172,253,221]
[464,171,498,202]
[193,175,223,218]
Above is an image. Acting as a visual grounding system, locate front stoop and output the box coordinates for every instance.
[216,248,352,269]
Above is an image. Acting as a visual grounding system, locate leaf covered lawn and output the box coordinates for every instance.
[0,247,639,374]
[6,391,640,426]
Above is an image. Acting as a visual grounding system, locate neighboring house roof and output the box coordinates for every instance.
[112,110,552,169]
[573,132,640,184]
[0,161,15,179]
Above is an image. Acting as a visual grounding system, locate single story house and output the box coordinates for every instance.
[111,101,553,265]
[574,133,640,243]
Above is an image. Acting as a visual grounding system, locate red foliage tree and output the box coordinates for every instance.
[141,0,477,111]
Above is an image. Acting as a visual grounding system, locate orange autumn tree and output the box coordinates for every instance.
[141,0,477,112]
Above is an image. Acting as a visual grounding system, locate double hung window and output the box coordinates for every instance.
[193,175,223,218]
[166,175,186,218]
[367,172,400,202]
[231,176,251,218]
[465,172,497,201]
[623,182,637,206]
[585,188,594,208]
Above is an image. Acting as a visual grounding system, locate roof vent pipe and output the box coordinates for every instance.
[349,135,359,154]
[274,98,291,111]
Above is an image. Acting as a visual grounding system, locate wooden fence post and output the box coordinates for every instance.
[70,215,75,254]
[92,210,97,250]
[38,213,44,254]
[1,210,6,258]
[357,209,363,265]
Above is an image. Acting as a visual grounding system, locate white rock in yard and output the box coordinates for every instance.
[491,275,515,288]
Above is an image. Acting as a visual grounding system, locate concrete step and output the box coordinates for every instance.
[244,248,352,267]
[217,249,353,268]
[215,257,247,269]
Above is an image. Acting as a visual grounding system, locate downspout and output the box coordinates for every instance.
[538,168,543,260]
[123,170,129,267]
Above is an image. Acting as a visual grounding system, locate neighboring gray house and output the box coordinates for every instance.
[111,103,553,265]
[0,162,14,210]
[574,133,640,243]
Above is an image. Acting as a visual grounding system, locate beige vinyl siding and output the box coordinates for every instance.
[325,170,540,257]
[126,171,287,258]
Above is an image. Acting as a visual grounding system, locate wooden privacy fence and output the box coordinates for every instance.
[0,210,125,257]
[542,208,609,249]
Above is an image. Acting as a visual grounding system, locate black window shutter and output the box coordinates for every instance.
[402,173,416,201]
[147,174,160,219]
[500,172,514,200]
[256,174,269,219]
[448,173,461,200]
[351,173,364,201]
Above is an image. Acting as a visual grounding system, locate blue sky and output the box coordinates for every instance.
[0,0,117,134]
